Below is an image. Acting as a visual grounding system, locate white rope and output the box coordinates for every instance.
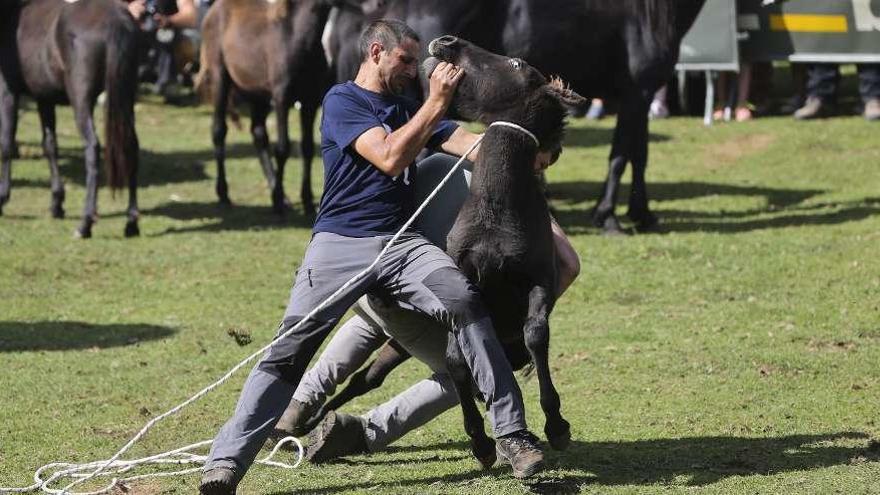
[2,121,537,495]
[0,438,302,495]
[487,121,539,148]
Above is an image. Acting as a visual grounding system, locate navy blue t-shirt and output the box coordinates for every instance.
[313,81,459,237]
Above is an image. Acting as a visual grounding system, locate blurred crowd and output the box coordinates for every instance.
[122,0,880,122]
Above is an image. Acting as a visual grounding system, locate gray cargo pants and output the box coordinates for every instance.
[205,229,527,475]
[293,296,456,451]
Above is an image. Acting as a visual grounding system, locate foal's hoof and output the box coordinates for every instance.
[51,205,65,219]
[476,450,497,470]
[545,420,571,451]
[124,220,140,238]
[472,438,497,470]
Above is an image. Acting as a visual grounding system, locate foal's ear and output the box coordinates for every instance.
[546,76,587,107]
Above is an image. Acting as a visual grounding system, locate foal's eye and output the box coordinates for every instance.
[508,59,523,70]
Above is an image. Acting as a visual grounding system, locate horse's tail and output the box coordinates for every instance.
[194,38,211,102]
[104,13,140,190]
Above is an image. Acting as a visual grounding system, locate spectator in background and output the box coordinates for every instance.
[126,0,201,100]
[713,64,755,122]
[794,63,880,121]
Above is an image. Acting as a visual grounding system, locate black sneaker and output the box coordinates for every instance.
[496,430,545,479]
[305,410,369,464]
[199,466,238,495]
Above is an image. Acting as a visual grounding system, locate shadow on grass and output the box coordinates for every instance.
[135,200,315,235]
[549,181,880,234]
[562,127,671,149]
[9,141,304,188]
[549,180,825,207]
[0,321,176,352]
[267,432,876,494]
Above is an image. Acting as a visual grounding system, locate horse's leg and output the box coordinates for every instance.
[523,284,570,450]
[446,334,496,470]
[592,112,630,235]
[71,99,100,239]
[271,95,292,213]
[211,68,231,206]
[305,341,411,433]
[298,100,318,216]
[625,101,657,231]
[37,101,65,219]
[125,152,140,237]
[249,100,281,214]
[0,79,17,216]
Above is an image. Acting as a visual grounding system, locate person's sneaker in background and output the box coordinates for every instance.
[794,96,833,120]
[863,98,880,121]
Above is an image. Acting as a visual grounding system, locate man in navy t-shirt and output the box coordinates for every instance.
[200,20,545,494]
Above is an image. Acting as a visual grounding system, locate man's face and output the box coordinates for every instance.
[377,38,420,95]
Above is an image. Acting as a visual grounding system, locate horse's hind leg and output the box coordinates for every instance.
[625,102,657,231]
[249,100,282,214]
[298,100,318,216]
[523,284,570,450]
[71,101,100,238]
[37,101,65,219]
[271,95,292,212]
[0,79,18,215]
[211,68,231,205]
[592,118,629,235]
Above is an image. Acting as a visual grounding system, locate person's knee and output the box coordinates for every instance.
[422,267,488,329]
[259,315,334,384]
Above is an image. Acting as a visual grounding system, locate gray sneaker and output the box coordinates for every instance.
[864,98,880,121]
[794,96,832,120]
[305,410,369,463]
[496,430,545,479]
[199,467,238,495]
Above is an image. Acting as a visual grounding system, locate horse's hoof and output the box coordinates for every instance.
[74,227,92,239]
[472,437,497,470]
[124,221,140,238]
[477,452,496,470]
[635,214,659,233]
[600,216,627,236]
[51,205,65,219]
[546,421,571,451]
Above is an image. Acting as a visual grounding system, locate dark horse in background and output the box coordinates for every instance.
[329,0,706,233]
[0,0,140,238]
[196,0,380,216]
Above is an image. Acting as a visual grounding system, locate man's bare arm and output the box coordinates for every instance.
[439,127,482,162]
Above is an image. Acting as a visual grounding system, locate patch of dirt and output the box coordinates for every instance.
[702,133,776,167]
[806,339,857,352]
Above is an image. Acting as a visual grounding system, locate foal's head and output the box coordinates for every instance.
[424,36,585,156]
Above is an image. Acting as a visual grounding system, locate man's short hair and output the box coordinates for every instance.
[359,19,420,61]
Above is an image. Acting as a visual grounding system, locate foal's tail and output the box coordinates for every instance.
[104,13,140,190]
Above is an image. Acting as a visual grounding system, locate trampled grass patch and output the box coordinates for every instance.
[1,97,878,494]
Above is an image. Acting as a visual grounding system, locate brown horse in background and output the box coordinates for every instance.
[0,0,140,238]
[197,0,377,216]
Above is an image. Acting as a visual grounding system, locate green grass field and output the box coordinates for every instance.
[1,94,879,494]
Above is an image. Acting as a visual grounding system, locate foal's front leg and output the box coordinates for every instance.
[524,284,570,450]
[446,334,496,469]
